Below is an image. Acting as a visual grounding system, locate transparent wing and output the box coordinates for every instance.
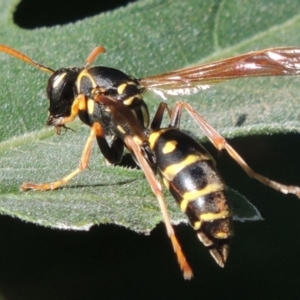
[140,47,300,99]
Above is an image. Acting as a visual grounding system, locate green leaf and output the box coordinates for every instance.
[0,0,299,231]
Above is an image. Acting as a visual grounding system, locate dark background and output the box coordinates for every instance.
[13,0,137,29]
[1,1,300,299]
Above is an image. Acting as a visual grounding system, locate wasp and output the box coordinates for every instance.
[1,44,300,279]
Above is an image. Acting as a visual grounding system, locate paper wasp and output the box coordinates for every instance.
[1,44,300,279]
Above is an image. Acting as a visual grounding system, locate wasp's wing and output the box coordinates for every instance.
[140,48,300,100]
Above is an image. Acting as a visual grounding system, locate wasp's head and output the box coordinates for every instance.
[46,67,81,129]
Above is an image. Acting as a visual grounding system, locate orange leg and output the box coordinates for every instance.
[171,102,300,197]
[20,122,103,191]
[124,135,193,280]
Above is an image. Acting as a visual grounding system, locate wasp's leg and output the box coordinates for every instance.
[96,135,124,165]
[21,122,105,191]
[150,102,172,130]
[47,94,87,128]
[172,102,300,198]
[124,135,193,280]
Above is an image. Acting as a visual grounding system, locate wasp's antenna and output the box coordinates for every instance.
[84,45,106,68]
[0,44,54,74]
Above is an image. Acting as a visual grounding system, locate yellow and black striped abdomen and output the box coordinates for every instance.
[149,128,233,267]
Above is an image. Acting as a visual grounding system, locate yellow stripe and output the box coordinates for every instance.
[87,99,95,114]
[78,94,86,111]
[117,83,127,95]
[123,94,142,106]
[162,154,201,181]
[215,231,230,239]
[162,177,170,190]
[162,141,177,154]
[123,96,135,106]
[200,210,230,221]
[192,212,231,232]
[117,125,126,134]
[77,69,97,90]
[180,182,224,211]
[193,221,201,230]
[148,130,166,149]
[141,106,149,127]
[192,210,230,231]
[127,81,137,86]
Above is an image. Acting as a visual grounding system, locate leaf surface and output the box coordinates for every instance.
[1,0,299,230]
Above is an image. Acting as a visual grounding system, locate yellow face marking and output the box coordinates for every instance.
[162,140,177,154]
[117,83,127,95]
[180,182,225,211]
[87,99,95,115]
[53,72,67,88]
[162,154,201,181]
